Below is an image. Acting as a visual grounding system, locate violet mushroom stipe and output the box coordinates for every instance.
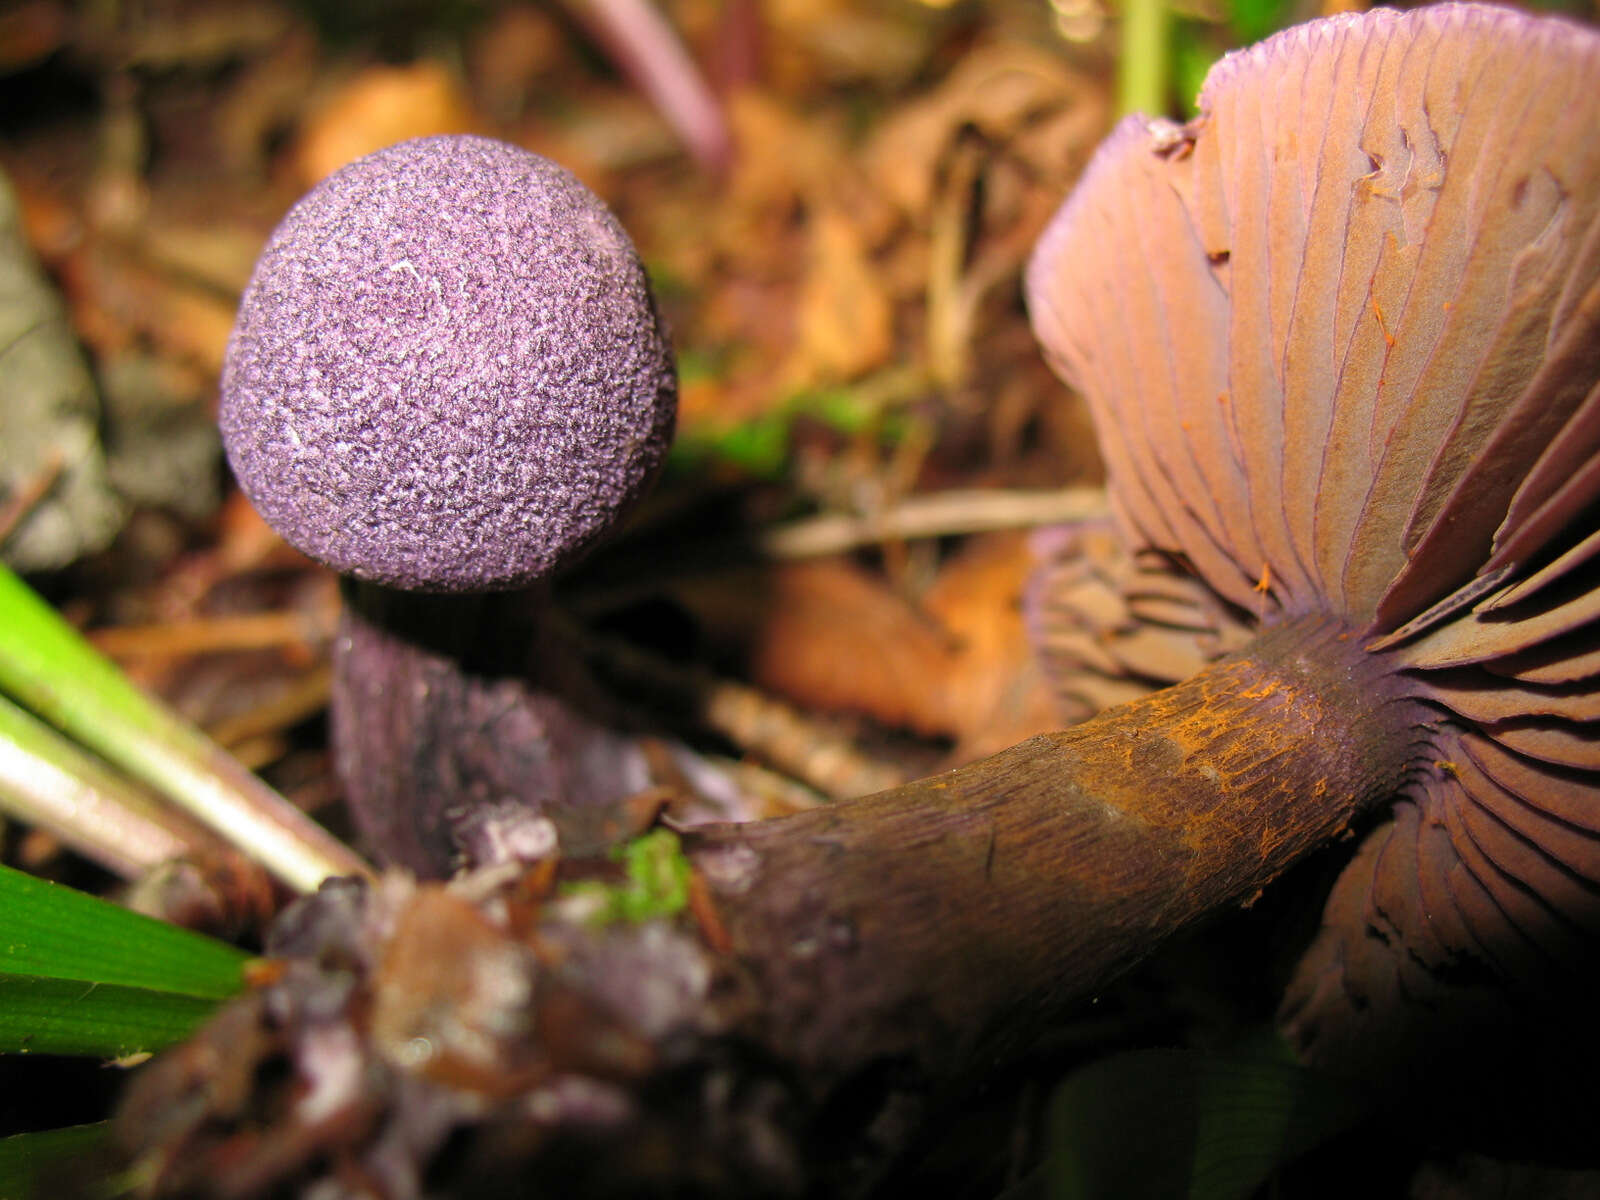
[1026,2,1600,1073]
[221,135,677,874]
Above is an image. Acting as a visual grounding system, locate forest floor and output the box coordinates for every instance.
[4,2,1580,1196]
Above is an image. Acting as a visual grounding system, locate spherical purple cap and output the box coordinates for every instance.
[220,135,676,592]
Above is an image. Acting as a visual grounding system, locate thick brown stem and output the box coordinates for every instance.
[690,616,1420,1088]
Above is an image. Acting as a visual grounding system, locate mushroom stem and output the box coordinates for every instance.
[100,619,1465,1194]
[332,582,656,876]
[689,615,1424,1085]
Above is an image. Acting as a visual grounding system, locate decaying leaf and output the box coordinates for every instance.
[679,534,1058,759]
[920,531,1062,758]
[0,168,124,570]
[291,61,480,188]
[735,558,961,738]
[784,204,894,387]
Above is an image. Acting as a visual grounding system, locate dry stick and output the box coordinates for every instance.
[206,666,332,751]
[758,486,1108,559]
[567,0,734,172]
[0,449,64,548]
[685,617,1422,1089]
[89,611,335,661]
[583,630,909,799]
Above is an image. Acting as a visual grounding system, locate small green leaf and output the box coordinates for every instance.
[563,830,692,926]
[669,415,791,479]
[1225,0,1299,45]
[1047,1046,1374,1200]
[0,1122,110,1200]
[1171,27,1219,117]
[666,382,912,481]
[613,829,691,922]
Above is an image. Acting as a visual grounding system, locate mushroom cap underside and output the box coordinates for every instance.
[221,135,677,593]
[1024,3,1600,1070]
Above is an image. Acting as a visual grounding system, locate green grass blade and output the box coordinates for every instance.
[0,863,245,999]
[0,564,370,891]
[0,864,246,1057]
[1048,1047,1374,1200]
[0,977,223,1057]
[0,1123,110,1199]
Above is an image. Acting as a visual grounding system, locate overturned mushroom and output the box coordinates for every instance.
[1024,2,1600,1072]
[221,134,678,875]
[700,0,1600,1089]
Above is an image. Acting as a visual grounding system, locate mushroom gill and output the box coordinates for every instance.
[1023,3,1600,1069]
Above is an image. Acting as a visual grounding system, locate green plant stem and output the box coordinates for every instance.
[1119,0,1170,116]
[0,694,208,879]
[0,565,371,892]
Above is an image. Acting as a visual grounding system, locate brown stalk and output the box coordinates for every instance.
[688,616,1419,1085]
[113,615,1433,1197]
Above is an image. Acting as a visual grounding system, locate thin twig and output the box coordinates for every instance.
[90,611,336,661]
[206,666,331,749]
[584,631,909,800]
[0,449,65,548]
[758,486,1107,559]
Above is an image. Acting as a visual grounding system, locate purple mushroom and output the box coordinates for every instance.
[1025,3,1600,1074]
[221,135,677,875]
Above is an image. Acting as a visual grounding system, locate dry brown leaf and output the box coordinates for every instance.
[466,5,565,121]
[919,532,1061,758]
[717,90,839,269]
[11,180,81,264]
[785,205,894,387]
[683,538,1058,755]
[0,2,67,73]
[155,286,238,378]
[763,0,940,92]
[692,280,800,424]
[55,241,236,375]
[719,91,896,263]
[139,221,270,297]
[729,559,961,738]
[213,25,320,175]
[666,89,904,427]
[291,61,480,188]
[865,42,1106,224]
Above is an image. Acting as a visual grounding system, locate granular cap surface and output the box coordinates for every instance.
[221,135,676,592]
